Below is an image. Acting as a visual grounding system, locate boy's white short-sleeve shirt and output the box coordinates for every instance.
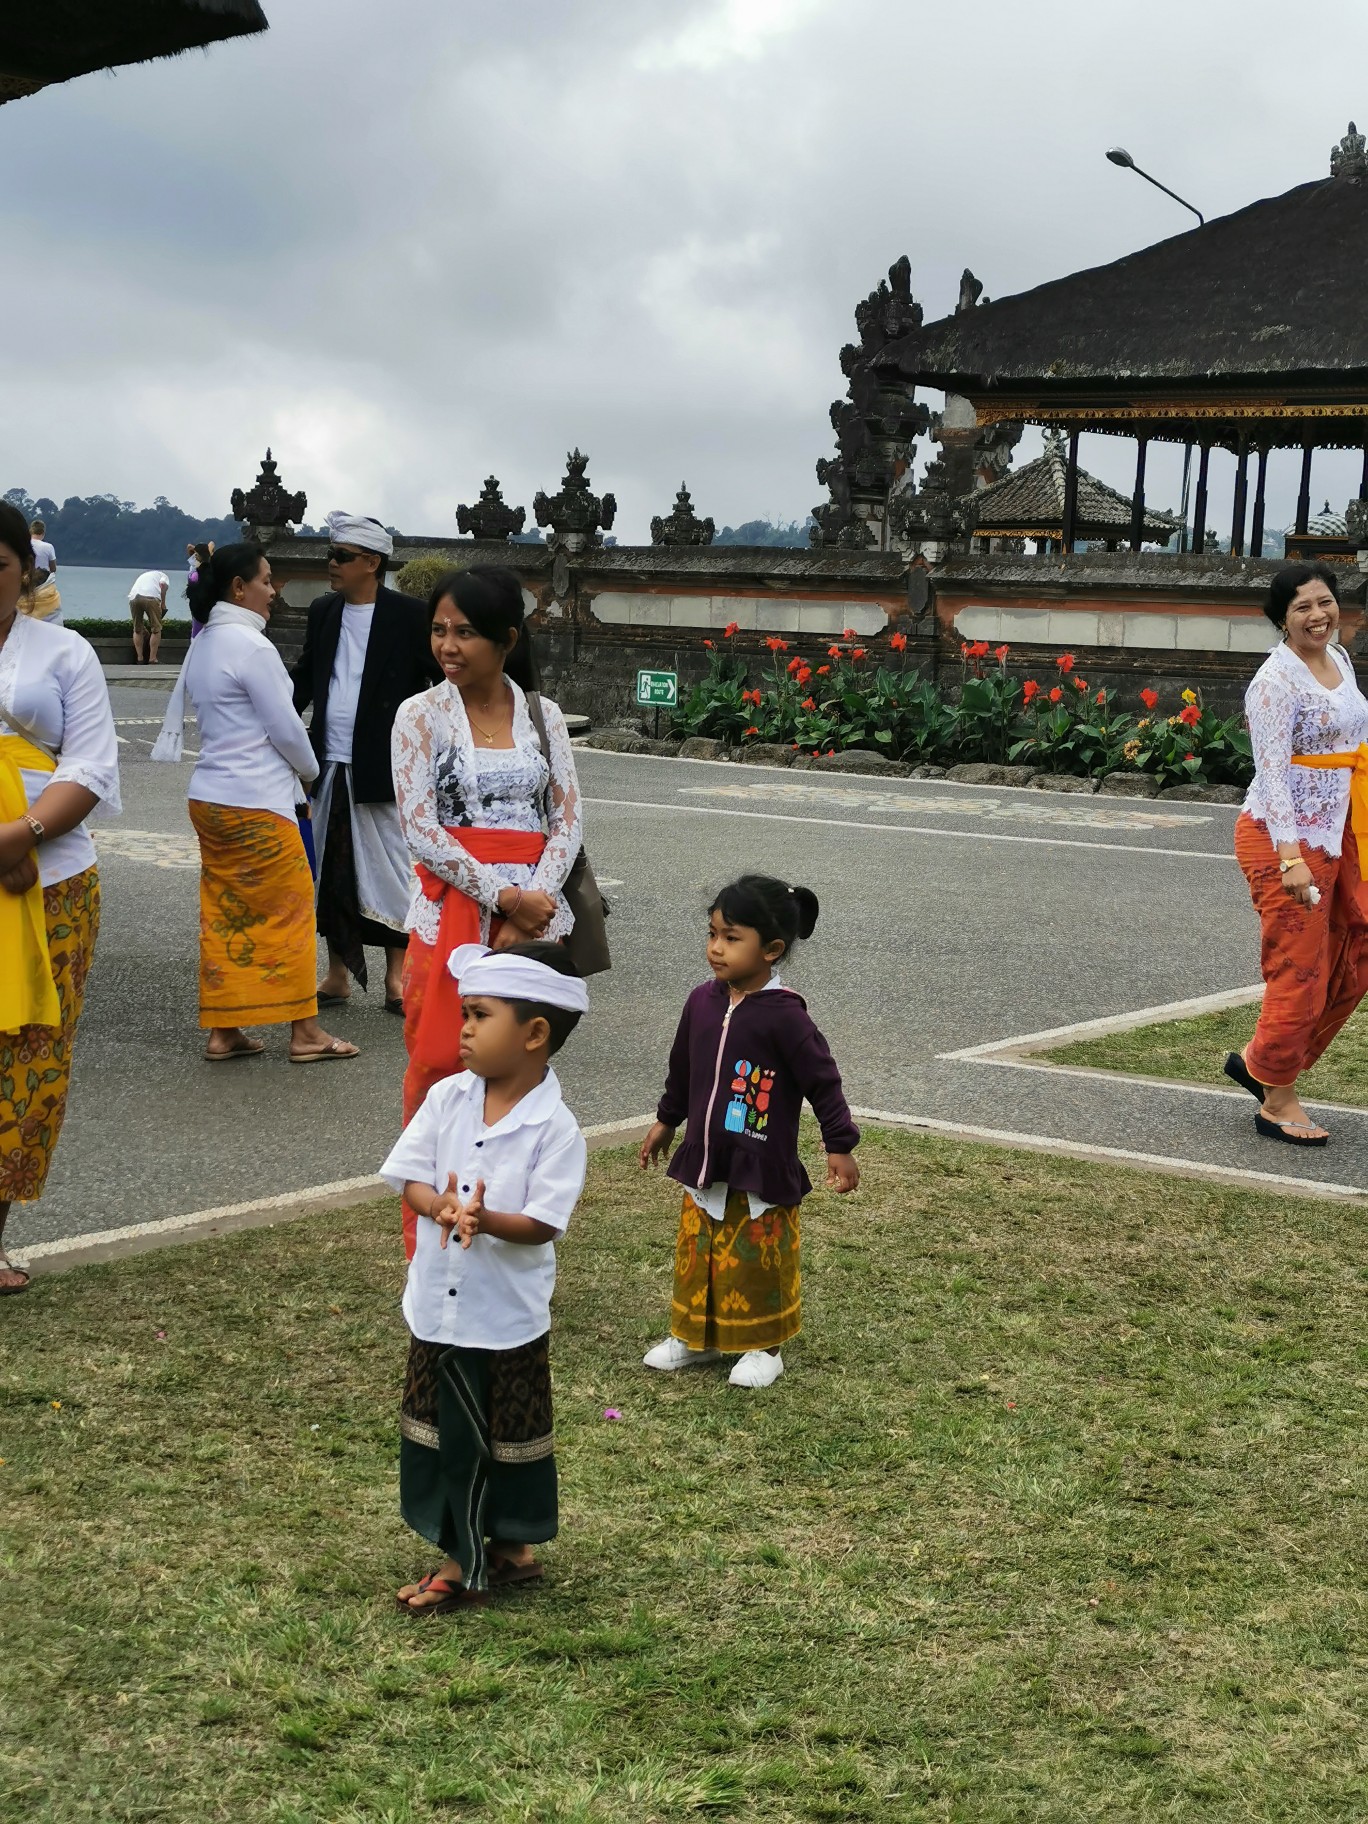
[380,1067,587,1350]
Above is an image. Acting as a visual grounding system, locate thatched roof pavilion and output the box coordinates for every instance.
[0,0,267,104]
[965,431,1183,551]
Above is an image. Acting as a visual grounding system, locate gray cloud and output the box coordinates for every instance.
[5,0,1366,539]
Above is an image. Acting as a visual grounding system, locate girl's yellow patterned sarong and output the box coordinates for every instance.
[189,802,317,1028]
[670,1191,802,1353]
[0,866,101,1204]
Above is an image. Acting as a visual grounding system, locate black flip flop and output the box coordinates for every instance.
[488,1556,544,1589]
[1254,1112,1328,1148]
[316,991,350,1007]
[385,997,404,1017]
[1223,1051,1266,1104]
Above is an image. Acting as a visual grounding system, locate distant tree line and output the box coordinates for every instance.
[713,516,814,547]
[3,488,240,566]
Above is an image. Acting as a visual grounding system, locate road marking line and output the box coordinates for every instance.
[849,1106,1366,1200]
[584,797,1238,861]
[937,984,1267,1059]
[942,1052,1368,1117]
[680,778,1210,832]
[23,1117,654,1263]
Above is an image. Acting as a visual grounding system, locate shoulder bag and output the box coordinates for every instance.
[526,691,611,976]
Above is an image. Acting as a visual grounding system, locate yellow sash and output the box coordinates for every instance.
[0,733,60,1030]
[1292,744,1368,878]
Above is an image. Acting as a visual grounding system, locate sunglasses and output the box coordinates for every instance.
[327,546,369,565]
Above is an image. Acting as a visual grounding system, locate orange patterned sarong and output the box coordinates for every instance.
[189,801,317,1028]
[1235,812,1368,1087]
[669,1191,802,1353]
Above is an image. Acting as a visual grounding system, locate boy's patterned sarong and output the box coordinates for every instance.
[400,1332,557,1592]
[189,802,317,1028]
[0,866,100,1203]
[1236,812,1368,1087]
[670,1190,802,1353]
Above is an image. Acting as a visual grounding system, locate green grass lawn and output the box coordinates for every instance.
[3,1129,1366,1823]
[1042,1004,1368,1108]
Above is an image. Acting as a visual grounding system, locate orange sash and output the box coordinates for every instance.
[1292,745,1368,877]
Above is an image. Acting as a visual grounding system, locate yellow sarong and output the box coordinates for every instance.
[18,578,61,623]
[189,801,317,1027]
[0,734,60,1030]
[1292,745,1368,878]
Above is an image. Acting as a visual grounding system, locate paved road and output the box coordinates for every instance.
[15,679,1368,1257]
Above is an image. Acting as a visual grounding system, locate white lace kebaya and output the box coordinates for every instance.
[390,678,582,947]
[1242,640,1368,857]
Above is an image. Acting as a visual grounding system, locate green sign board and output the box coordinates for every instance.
[636,668,678,708]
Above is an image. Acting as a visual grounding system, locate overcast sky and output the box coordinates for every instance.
[5,0,1366,541]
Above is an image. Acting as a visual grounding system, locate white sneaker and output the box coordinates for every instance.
[643,1336,721,1371]
[728,1350,785,1389]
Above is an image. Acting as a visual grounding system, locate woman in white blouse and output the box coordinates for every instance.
[153,545,358,1065]
[391,566,582,1257]
[0,503,120,1292]
[1227,562,1368,1147]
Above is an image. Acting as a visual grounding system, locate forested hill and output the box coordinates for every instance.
[3,489,240,566]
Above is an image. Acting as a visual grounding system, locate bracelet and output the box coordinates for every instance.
[22,814,45,846]
[506,886,524,917]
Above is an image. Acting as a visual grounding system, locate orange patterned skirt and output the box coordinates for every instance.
[669,1190,802,1353]
[189,802,317,1028]
[0,866,101,1204]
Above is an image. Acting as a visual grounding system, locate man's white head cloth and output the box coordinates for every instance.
[447,943,589,1013]
[326,511,394,557]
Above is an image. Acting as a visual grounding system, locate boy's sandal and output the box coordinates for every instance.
[488,1555,544,1589]
[398,1573,490,1614]
[1254,1112,1329,1148]
[1222,1051,1266,1104]
[0,1248,31,1295]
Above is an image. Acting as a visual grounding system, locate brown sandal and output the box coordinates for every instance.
[488,1556,544,1589]
[397,1573,489,1614]
[0,1248,30,1295]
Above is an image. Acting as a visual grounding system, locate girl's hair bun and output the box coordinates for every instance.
[789,885,819,940]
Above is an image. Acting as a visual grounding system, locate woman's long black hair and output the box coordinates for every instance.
[185,542,268,626]
[428,564,538,691]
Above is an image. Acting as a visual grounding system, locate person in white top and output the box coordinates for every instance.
[379,940,589,1611]
[128,569,170,665]
[19,518,61,625]
[1226,563,1368,1148]
[152,544,359,1066]
[0,503,120,1292]
[28,520,56,581]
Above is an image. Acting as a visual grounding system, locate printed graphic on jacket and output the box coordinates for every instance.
[724,1058,775,1141]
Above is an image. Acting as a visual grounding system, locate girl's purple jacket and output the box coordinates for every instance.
[656,979,860,1208]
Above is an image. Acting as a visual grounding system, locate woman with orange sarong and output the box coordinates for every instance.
[152,544,358,1065]
[1227,563,1368,1147]
[0,503,120,1293]
[392,567,582,1257]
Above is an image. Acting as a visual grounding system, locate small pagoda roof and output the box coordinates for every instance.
[1,0,267,104]
[882,141,1368,397]
[965,434,1183,542]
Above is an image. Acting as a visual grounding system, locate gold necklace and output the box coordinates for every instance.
[464,695,507,744]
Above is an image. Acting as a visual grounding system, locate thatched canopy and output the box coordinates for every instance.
[965,433,1183,545]
[0,0,267,104]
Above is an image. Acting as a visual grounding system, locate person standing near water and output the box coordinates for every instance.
[128,568,169,664]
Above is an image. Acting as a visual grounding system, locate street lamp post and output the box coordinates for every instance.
[1105,148,1205,225]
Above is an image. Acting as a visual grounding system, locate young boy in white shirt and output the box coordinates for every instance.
[380,940,589,1613]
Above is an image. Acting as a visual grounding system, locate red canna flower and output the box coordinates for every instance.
[703,639,714,648]
[1095,688,1106,704]
[1178,703,1202,727]
[1049,685,1063,703]
[744,725,759,735]
[816,664,831,675]
[796,666,812,685]
[1140,687,1159,710]
[1184,751,1195,761]
[1056,652,1075,673]
[741,688,762,706]
[765,637,789,652]
[812,749,821,757]
[889,630,908,652]
[828,644,844,658]
[1073,676,1088,692]
[787,655,804,674]
[969,640,990,660]
[802,697,816,711]
[994,644,1009,662]
[826,749,835,757]
[1023,679,1040,702]
[723,621,740,638]
[852,648,868,661]
[842,627,857,640]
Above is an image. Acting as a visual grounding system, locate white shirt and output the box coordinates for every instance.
[130,571,169,602]
[31,539,56,575]
[182,605,319,820]
[325,599,375,764]
[1242,641,1368,856]
[0,612,121,887]
[380,1068,587,1350]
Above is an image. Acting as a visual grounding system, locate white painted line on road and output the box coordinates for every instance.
[937,984,1267,1060]
[584,797,1237,861]
[24,1116,655,1264]
[940,1051,1368,1118]
[849,1105,1367,1200]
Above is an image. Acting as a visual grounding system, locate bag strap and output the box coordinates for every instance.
[0,696,59,764]
[525,689,553,825]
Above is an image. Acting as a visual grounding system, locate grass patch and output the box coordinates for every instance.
[1041,1003,1368,1107]
[3,1129,1367,1820]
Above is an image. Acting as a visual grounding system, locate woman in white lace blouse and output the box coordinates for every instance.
[0,503,121,1292]
[392,566,582,1257]
[1226,563,1368,1147]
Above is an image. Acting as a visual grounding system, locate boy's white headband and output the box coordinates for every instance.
[447,943,589,1013]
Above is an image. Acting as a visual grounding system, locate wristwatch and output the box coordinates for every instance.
[22,814,45,846]
[1278,855,1305,873]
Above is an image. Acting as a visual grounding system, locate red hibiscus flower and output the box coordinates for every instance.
[1140,687,1159,710]
[889,631,908,652]
[1056,652,1075,673]
[765,637,789,652]
[1023,679,1040,702]
[1179,703,1202,727]
[1049,685,1063,703]
[723,621,740,638]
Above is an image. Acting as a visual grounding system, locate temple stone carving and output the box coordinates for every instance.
[457,476,526,541]
[230,449,307,540]
[1331,121,1367,180]
[650,484,715,547]
[534,450,617,552]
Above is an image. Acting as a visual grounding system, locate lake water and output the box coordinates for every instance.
[55,563,192,624]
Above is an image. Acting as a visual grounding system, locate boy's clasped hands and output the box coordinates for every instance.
[430,1171,486,1249]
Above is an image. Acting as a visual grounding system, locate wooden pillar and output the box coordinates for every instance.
[1230,436,1250,557]
[1129,436,1149,552]
[1192,443,1211,552]
[1249,446,1269,557]
[1360,445,1368,501]
[1295,443,1314,534]
[1061,430,1080,554]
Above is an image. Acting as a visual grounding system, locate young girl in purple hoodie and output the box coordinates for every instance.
[639,873,860,1389]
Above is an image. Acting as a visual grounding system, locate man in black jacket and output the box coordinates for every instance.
[291,512,440,1011]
